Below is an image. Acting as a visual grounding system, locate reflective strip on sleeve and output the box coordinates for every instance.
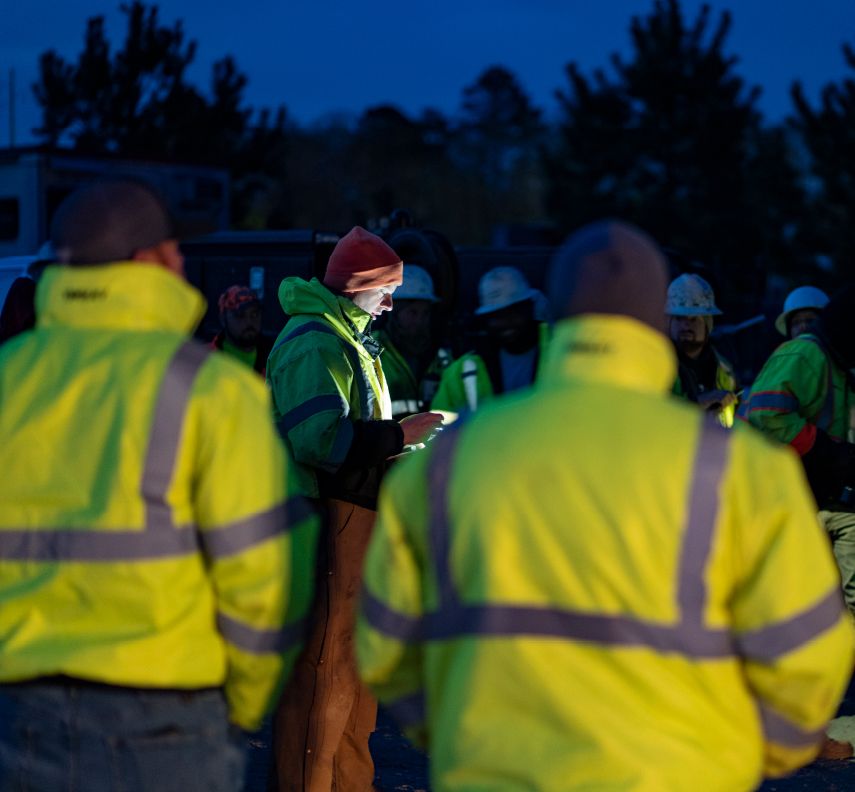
[745,391,801,413]
[279,394,347,433]
[0,340,210,562]
[201,497,316,559]
[216,612,306,655]
[362,588,423,642]
[735,588,845,662]
[384,692,426,730]
[271,321,338,355]
[0,526,198,561]
[759,703,827,748]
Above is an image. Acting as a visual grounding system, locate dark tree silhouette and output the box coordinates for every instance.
[32,2,289,228]
[791,41,855,278]
[31,2,279,165]
[454,66,546,242]
[546,0,806,312]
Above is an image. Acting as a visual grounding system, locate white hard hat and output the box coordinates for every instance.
[665,274,721,317]
[395,264,439,302]
[775,286,829,336]
[475,266,538,316]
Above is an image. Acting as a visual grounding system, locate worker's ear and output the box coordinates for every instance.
[132,239,185,278]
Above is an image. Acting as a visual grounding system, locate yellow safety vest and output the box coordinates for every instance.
[358,314,854,791]
[0,263,318,731]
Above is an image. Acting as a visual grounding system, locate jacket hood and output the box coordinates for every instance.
[36,263,206,335]
[278,276,372,334]
[543,314,677,396]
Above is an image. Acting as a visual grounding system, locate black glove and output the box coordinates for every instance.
[802,429,855,511]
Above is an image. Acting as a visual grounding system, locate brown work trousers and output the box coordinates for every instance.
[273,499,378,792]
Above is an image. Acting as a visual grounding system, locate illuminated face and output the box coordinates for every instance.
[351,285,397,318]
[669,314,709,359]
[788,308,820,339]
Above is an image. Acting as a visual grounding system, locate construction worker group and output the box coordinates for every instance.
[0,180,853,792]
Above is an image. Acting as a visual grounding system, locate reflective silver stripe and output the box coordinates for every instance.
[142,341,212,531]
[217,612,306,655]
[201,497,316,559]
[428,424,465,609]
[420,606,733,657]
[384,692,426,729]
[364,596,734,657]
[0,525,198,561]
[399,414,734,656]
[736,588,845,662]
[677,418,730,627]
[0,340,210,562]
[362,588,423,642]
[391,399,420,415]
[759,703,827,748]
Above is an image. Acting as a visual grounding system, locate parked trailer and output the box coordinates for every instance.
[0,148,229,257]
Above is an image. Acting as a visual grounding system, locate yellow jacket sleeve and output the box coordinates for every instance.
[357,451,430,747]
[189,356,319,731]
[728,430,855,776]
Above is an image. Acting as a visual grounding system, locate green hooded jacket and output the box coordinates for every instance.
[742,334,855,447]
[267,277,400,506]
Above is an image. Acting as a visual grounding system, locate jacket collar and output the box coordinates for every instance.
[36,263,206,335]
[541,314,677,395]
[279,277,372,333]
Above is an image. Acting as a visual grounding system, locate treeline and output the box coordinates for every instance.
[31,0,855,297]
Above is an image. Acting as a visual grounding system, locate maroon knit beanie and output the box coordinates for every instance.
[323,227,403,293]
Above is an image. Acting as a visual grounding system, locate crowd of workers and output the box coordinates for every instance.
[0,179,854,792]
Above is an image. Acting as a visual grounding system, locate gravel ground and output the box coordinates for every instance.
[246,685,855,792]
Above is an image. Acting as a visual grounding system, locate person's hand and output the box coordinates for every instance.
[697,389,737,413]
[399,412,445,446]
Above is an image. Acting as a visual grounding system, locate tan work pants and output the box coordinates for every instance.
[273,499,378,791]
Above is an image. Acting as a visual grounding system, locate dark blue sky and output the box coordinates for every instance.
[2,0,853,145]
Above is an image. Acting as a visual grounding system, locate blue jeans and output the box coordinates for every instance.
[0,680,245,792]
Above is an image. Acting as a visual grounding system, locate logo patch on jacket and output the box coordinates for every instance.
[64,289,107,300]
[563,341,611,355]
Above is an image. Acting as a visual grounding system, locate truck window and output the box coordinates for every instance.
[0,199,20,241]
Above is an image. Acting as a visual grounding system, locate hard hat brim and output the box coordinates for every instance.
[666,306,723,318]
[475,288,539,316]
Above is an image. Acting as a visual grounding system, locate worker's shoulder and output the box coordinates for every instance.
[192,340,269,403]
[768,335,830,367]
[728,416,801,472]
[444,350,486,372]
[269,315,350,361]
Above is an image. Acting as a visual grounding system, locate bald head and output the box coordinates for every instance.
[546,220,669,334]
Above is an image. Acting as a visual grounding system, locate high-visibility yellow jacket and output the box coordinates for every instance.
[358,314,854,792]
[0,263,318,731]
